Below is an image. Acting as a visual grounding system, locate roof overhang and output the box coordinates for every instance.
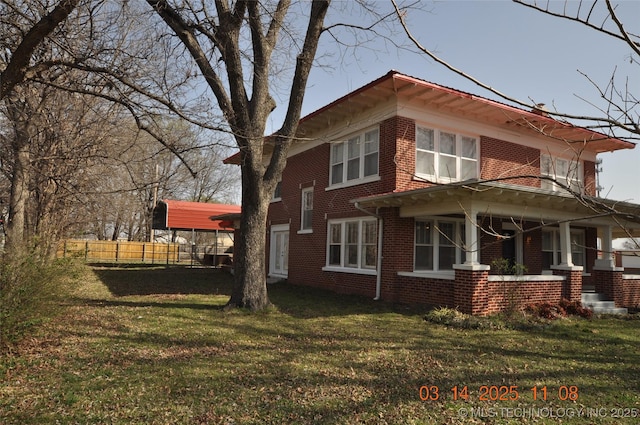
[223,71,634,165]
[352,181,640,238]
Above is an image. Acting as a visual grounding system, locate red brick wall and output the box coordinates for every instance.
[385,275,455,307]
[480,137,541,187]
[486,278,564,314]
[622,277,640,308]
[583,160,596,197]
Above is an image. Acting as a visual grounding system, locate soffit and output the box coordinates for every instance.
[352,181,640,233]
[298,72,633,154]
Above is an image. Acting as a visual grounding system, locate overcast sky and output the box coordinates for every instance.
[283,0,639,203]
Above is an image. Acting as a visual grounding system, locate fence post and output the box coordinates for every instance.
[85,241,89,261]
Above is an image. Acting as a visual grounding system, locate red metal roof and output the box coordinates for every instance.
[153,200,241,232]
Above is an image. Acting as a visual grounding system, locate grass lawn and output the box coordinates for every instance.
[1,265,639,424]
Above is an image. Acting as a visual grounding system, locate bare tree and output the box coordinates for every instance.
[141,0,330,310]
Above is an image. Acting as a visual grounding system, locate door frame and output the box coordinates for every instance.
[269,224,290,278]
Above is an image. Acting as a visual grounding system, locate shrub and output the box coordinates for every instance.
[0,256,79,352]
[424,307,504,330]
[524,299,592,320]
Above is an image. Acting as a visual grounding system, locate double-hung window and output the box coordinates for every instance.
[416,126,478,182]
[414,219,466,271]
[540,154,583,193]
[300,187,313,232]
[330,128,379,186]
[326,218,377,271]
[542,228,585,269]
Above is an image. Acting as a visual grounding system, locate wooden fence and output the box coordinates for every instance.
[57,240,182,264]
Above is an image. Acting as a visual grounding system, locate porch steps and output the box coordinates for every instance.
[581,291,628,315]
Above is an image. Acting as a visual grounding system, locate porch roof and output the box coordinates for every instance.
[351,181,640,238]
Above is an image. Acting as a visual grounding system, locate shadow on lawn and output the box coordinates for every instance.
[91,265,234,296]
[88,264,425,318]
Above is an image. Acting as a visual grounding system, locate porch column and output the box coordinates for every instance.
[464,203,479,265]
[594,225,615,269]
[558,221,573,267]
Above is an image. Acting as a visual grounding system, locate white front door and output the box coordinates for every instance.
[270,224,289,277]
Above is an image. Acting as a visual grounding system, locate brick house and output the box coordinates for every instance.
[228,70,640,315]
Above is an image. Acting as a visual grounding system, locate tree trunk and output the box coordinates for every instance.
[5,132,30,256]
[227,160,271,310]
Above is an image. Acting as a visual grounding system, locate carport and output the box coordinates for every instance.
[152,199,241,265]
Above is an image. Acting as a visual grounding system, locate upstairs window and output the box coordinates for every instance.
[416,126,478,183]
[300,187,313,232]
[540,155,583,193]
[330,128,379,186]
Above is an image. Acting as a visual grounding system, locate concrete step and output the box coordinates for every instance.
[581,292,628,315]
[591,306,629,314]
[581,292,607,303]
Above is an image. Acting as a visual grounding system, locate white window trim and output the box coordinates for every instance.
[299,187,313,233]
[414,217,467,272]
[540,154,584,193]
[324,217,377,272]
[328,127,379,188]
[415,125,479,183]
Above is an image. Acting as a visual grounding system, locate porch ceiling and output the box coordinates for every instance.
[352,181,640,237]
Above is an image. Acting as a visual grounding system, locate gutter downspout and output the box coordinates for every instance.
[354,202,383,301]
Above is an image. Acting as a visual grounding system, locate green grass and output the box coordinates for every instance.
[1,265,639,424]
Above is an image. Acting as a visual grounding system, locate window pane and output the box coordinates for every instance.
[282,234,289,270]
[416,151,435,176]
[303,210,313,230]
[461,137,476,159]
[331,163,343,185]
[348,137,360,159]
[542,251,554,269]
[415,246,433,270]
[362,245,376,268]
[540,155,552,175]
[364,129,379,153]
[346,222,358,244]
[542,231,553,251]
[330,223,342,244]
[438,222,455,246]
[439,155,457,179]
[345,245,358,267]
[331,143,343,165]
[347,158,360,180]
[417,127,434,151]
[363,221,377,243]
[440,132,456,155]
[415,221,432,245]
[439,246,456,270]
[556,158,568,176]
[460,159,477,180]
[329,246,341,265]
[364,151,378,176]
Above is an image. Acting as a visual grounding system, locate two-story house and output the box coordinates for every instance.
[228,70,640,315]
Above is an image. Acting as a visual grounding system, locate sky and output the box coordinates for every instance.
[277,0,640,203]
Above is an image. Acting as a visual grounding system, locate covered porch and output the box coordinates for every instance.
[354,181,640,315]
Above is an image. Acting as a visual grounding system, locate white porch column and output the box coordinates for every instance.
[559,221,573,267]
[594,225,616,269]
[464,203,479,265]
